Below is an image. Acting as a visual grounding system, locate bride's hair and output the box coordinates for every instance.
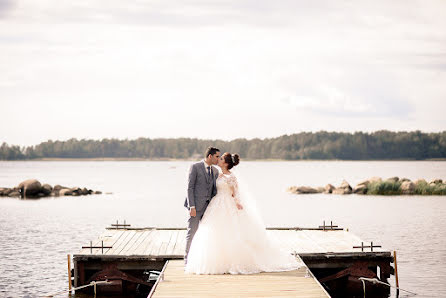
[222,152,240,169]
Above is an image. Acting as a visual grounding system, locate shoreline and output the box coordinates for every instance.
[0,158,445,162]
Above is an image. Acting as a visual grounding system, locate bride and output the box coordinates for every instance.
[185,152,303,274]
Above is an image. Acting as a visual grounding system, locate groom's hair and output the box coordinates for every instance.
[205,147,220,158]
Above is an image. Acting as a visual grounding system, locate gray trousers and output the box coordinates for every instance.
[184,204,208,264]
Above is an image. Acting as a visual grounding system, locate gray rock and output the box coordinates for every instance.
[81,187,89,195]
[287,186,298,193]
[333,188,352,195]
[339,180,352,191]
[324,184,335,194]
[429,179,443,184]
[53,185,69,191]
[297,186,318,194]
[401,181,415,194]
[366,176,383,186]
[59,189,72,196]
[41,184,52,195]
[353,184,368,194]
[18,179,42,197]
[2,188,13,196]
[70,187,82,196]
[8,191,21,197]
[386,177,399,183]
[0,188,8,196]
[414,179,427,185]
[356,179,370,186]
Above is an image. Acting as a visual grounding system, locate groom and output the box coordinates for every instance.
[184,146,220,264]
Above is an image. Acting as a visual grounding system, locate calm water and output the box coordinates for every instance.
[0,161,445,298]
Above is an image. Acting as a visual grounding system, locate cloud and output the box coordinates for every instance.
[0,1,445,146]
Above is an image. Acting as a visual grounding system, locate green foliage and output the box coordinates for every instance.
[1,130,446,160]
[414,181,446,195]
[367,181,402,195]
[365,180,446,195]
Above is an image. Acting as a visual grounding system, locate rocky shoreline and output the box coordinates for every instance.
[0,179,102,199]
[288,177,446,195]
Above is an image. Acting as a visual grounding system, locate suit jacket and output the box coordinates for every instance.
[184,161,218,212]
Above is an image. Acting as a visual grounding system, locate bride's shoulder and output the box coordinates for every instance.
[225,172,238,182]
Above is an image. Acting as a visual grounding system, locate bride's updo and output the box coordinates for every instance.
[222,152,240,170]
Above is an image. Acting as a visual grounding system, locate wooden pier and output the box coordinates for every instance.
[71,224,394,297]
[152,260,329,297]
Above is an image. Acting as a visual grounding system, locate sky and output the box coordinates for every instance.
[1,0,446,146]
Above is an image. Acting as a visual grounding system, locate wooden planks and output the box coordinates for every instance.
[75,228,387,258]
[151,260,329,298]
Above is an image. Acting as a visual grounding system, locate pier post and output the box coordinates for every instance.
[67,254,72,291]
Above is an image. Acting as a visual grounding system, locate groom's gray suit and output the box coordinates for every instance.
[184,160,218,263]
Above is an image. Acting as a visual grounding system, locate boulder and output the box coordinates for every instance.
[2,188,13,196]
[358,177,382,186]
[353,184,368,194]
[287,186,298,193]
[333,188,351,195]
[81,187,89,195]
[429,179,443,185]
[8,191,21,197]
[18,179,42,197]
[295,186,319,194]
[339,180,352,192]
[70,187,82,195]
[0,188,7,196]
[59,188,72,196]
[53,185,69,191]
[401,181,415,194]
[324,184,335,194]
[41,184,52,195]
[386,176,399,183]
[414,179,427,185]
[356,179,369,186]
[94,191,102,195]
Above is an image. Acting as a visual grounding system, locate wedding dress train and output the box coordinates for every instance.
[185,172,303,274]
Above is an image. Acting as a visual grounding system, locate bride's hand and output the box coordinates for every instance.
[236,202,243,210]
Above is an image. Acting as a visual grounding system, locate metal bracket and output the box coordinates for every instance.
[319,220,341,231]
[353,241,382,252]
[109,220,131,230]
[82,240,113,254]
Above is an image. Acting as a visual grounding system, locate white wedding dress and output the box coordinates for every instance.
[185,172,304,274]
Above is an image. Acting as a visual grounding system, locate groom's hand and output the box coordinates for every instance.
[190,207,196,217]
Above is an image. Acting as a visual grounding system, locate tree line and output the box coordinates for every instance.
[1,130,446,160]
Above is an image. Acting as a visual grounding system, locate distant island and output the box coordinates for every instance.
[1,130,446,160]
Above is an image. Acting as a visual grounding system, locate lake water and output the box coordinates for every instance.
[0,161,445,298]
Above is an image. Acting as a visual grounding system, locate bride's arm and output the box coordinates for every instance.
[229,176,243,210]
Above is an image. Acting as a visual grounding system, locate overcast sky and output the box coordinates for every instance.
[1,0,445,146]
